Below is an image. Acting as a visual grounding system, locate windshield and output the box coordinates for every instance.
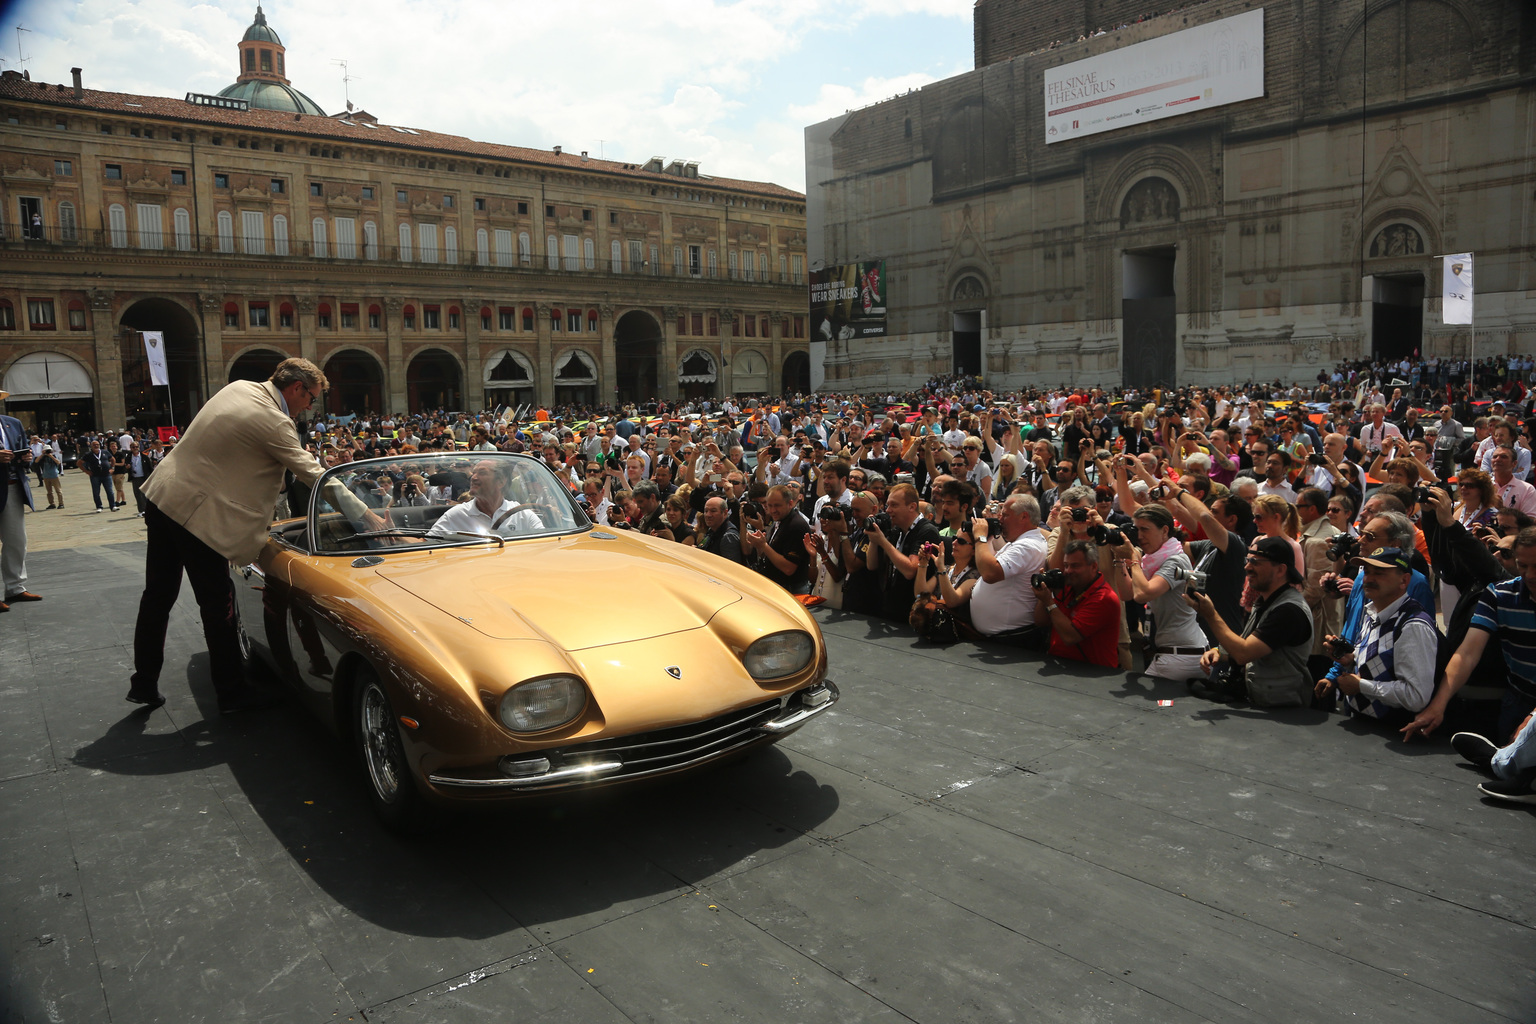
[308,452,588,554]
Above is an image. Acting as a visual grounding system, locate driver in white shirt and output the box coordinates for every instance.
[428,460,542,538]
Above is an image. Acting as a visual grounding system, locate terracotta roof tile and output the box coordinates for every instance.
[0,72,804,201]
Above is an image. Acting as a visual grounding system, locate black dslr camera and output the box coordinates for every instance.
[604,451,624,469]
[817,503,849,524]
[1325,533,1359,563]
[1088,523,1124,546]
[1323,636,1356,660]
[739,500,765,522]
[863,510,894,534]
[1030,569,1066,590]
[1307,453,1330,467]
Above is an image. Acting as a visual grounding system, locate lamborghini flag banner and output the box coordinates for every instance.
[141,331,170,386]
[1443,253,1473,326]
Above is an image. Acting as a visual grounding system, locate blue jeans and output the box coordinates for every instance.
[1492,707,1536,780]
[90,473,116,509]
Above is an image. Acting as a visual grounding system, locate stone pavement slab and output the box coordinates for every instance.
[1,539,1534,1023]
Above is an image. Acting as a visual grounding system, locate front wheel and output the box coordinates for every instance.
[353,667,428,832]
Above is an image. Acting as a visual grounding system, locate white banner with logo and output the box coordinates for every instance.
[142,331,169,386]
[1044,9,1265,144]
[1442,252,1473,325]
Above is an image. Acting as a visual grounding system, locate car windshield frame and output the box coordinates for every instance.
[303,451,591,555]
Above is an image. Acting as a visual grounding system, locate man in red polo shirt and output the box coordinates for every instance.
[1033,539,1121,667]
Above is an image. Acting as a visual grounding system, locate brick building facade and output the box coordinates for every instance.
[806,0,1536,390]
[0,9,809,432]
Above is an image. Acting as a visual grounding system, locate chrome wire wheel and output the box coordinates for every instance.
[359,680,403,803]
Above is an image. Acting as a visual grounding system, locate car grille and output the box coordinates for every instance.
[553,697,785,772]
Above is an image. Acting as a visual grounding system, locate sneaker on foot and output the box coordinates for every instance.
[1478,769,1536,805]
[1451,732,1498,773]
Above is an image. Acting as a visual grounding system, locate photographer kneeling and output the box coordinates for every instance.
[1186,536,1315,706]
[1032,540,1122,667]
[1317,547,1436,727]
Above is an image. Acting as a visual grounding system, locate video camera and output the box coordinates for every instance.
[1168,565,1208,593]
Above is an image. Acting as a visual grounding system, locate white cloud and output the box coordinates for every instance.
[9,0,972,191]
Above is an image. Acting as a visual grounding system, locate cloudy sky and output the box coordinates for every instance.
[2,0,974,192]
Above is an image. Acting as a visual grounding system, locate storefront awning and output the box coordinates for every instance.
[2,351,93,400]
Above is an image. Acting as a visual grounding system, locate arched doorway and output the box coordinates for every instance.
[553,350,598,408]
[613,310,660,404]
[733,349,768,396]
[678,348,718,401]
[1,351,95,432]
[228,348,287,384]
[782,351,810,396]
[483,348,535,415]
[406,348,462,412]
[323,349,384,415]
[119,297,203,429]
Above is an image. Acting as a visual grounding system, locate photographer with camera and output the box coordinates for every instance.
[965,493,1049,646]
[1110,503,1206,680]
[1316,548,1436,726]
[910,533,980,643]
[866,482,945,621]
[817,490,883,615]
[810,459,853,536]
[1186,536,1315,705]
[1162,482,1252,636]
[742,484,812,593]
[1032,540,1122,667]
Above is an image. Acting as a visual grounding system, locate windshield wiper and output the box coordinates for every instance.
[351,528,428,539]
[444,530,505,548]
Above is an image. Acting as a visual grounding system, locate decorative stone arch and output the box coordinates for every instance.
[0,349,97,399]
[949,273,989,306]
[678,347,718,383]
[733,348,769,394]
[482,348,535,387]
[553,348,599,385]
[226,345,292,383]
[321,345,387,415]
[1095,146,1211,226]
[1332,0,1478,102]
[405,346,464,412]
[1360,209,1438,265]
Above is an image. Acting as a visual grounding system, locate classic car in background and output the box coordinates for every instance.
[233,452,836,829]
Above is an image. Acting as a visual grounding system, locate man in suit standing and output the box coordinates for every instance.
[129,358,383,712]
[0,395,42,612]
[125,441,155,517]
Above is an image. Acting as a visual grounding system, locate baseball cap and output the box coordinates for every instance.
[1251,536,1304,584]
[1353,546,1411,573]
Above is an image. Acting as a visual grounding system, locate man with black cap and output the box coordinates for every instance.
[1186,535,1314,706]
[1318,547,1436,725]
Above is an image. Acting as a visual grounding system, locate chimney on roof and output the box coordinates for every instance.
[71,67,82,99]
[580,150,588,161]
[553,145,562,155]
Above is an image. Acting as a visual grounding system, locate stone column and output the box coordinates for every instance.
[599,305,617,406]
[197,292,225,414]
[661,305,680,402]
[534,303,554,407]
[383,297,406,416]
[717,309,736,399]
[294,294,318,365]
[463,298,485,412]
[769,313,786,397]
[89,289,125,429]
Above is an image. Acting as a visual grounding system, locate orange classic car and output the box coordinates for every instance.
[233,452,836,829]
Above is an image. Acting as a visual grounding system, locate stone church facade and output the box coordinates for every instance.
[805,0,1536,390]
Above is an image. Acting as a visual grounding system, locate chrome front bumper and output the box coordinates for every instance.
[428,680,839,791]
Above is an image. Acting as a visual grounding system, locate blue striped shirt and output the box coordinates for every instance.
[1469,578,1536,701]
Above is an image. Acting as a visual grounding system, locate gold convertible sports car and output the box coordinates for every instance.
[232,451,837,829]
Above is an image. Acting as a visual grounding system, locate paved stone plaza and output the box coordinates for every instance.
[1,508,1534,1022]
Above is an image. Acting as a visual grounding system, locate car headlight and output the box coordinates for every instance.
[743,631,814,681]
[498,675,588,733]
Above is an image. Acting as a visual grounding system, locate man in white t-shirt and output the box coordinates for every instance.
[428,460,542,538]
[967,493,1049,646]
[1356,404,1401,457]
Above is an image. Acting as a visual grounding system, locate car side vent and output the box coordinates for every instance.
[352,555,384,567]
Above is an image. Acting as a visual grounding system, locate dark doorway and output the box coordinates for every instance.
[323,350,384,415]
[1122,247,1177,391]
[613,311,660,404]
[782,351,810,396]
[119,297,204,429]
[952,311,981,377]
[406,349,462,412]
[484,350,534,413]
[1369,274,1424,362]
[17,196,43,240]
[228,348,286,384]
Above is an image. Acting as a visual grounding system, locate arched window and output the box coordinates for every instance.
[546,235,559,270]
[108,204,128,247]
[476,228,490,266]
[418,222,438,263]
[271,213,288,255]
[311,217,328,258]
[216,210,234,252]
[611,239,622,272]
[518,231,531,265]
[363,220,378,260]
[444,225,458,264]
[550,307,562,332]
[582,237,595,270]
[173,208,192,250]
[57,201,77,242]
[397,223,412,261]
[588,308,599,332]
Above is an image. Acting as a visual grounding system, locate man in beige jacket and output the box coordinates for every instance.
[129,358,381,712]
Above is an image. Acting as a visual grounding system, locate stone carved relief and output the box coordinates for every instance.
[953,276,986,303]
[1369,224,1423,258]
[1120,177,1179,227]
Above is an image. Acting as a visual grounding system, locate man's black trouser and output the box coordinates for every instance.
[129,502,246,704]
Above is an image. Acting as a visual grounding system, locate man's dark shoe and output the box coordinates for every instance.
[125,690,167,709]
[219,686,283,716]
[1188,678,1246,703]
[1478,769,1536,805]
[0,601,9,613]
[1451,732,1498,774]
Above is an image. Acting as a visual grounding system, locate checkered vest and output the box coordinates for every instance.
[1348,597,1433,719]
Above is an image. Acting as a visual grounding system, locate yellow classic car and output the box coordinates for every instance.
[233,452,836,829]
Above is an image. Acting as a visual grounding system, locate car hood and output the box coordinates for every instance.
[375,533,741,649]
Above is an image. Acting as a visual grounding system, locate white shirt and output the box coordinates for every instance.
[942,428,968,449]
[811,489,854,536]
[428,498,542,538]
[118,432,133,452]
[1258,478,1298,503]
[1357,420,1401,454]
[969,529,1049,636]
[1354,593,1438,714]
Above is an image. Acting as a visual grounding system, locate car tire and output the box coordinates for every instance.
[353,667,429,832]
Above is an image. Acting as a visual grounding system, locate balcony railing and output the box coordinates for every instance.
[0,220,809,288]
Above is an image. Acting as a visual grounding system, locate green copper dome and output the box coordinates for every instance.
[242,5,282,44]
[217,79,326,116]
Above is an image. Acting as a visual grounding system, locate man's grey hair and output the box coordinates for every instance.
[1060,485,1093,507]
[1129,480,1151,499]
[1369,510,1416,550]
[1003,492,1041,525]
[632,480,660,502]
[864,470,887,488]
[1183,450,1211,474]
